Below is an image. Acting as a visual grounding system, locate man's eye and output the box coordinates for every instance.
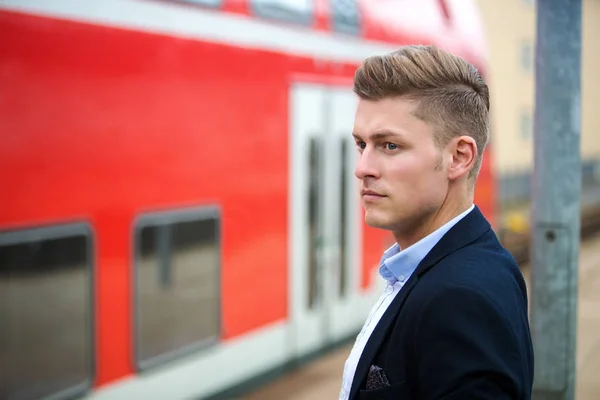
[385,143,398,150]
[356,142,366,150]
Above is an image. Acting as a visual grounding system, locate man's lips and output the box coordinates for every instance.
[361,189,386,197]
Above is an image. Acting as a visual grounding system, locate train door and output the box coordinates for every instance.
[327,87,369,341]
[288,82,363,359]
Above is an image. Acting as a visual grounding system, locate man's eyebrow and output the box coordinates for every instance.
[352,130,404,141]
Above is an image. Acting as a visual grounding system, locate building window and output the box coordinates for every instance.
[520,111,533,140]
[520,41,534,73]
[134,206,221,370]
[330,0,361,35]
[250,0,313,25]
[0,223,94,400]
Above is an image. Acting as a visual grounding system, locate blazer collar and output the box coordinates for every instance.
[413,205,491,278]
[348,206,492,400]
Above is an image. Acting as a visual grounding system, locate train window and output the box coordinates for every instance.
[0,224,94,400]
[339,137,348,297]
[250,0,313,26]
[134,206,221,370]
[178,0,221,6]
[437,0,452,25]
[330,0,361,35]
[308,137,322,309]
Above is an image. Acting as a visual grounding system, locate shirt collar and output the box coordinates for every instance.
[379,204,475,284]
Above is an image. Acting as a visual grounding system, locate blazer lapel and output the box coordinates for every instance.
[349,275,420,400]
[348,206,491,400]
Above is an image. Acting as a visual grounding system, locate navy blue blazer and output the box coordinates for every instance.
[350,206,534,400]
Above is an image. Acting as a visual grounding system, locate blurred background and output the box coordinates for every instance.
[1,0,599,399]
[478,0,600,263]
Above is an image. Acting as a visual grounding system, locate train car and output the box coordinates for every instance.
[0,1,495,399]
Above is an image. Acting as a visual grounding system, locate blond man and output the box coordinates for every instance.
[340,45,534,400]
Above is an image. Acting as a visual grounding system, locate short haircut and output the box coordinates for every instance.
[353,45,490,179]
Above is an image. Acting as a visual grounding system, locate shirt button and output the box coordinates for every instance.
[386,285,393,293]
[398,274,406,282]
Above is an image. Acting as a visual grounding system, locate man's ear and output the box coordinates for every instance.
[447,136,477,181]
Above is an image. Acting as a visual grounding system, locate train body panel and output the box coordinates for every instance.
[0,1,494,399]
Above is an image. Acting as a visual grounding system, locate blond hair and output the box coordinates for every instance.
[353,45,490,179]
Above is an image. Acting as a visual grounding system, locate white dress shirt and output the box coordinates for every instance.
[338,205,475,400]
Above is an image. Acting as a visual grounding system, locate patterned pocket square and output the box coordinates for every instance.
[365,365,391,390]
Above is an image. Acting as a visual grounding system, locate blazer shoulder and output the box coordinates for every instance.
[418,232,528,309]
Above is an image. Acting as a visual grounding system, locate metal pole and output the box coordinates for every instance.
[531,0,582,399]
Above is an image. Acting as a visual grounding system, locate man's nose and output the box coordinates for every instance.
[355,148,379,180]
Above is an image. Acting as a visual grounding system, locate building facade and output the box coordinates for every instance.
[475,0,600,206]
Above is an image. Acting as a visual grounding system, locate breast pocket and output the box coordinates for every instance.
[358,380,412,400]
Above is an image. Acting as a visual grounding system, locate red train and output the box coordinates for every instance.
[0,1,496,399]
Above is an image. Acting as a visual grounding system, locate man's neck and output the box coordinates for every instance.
[393,199,473,250]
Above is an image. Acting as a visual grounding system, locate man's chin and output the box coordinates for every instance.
[364,212,395,230]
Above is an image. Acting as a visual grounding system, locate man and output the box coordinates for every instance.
[339,45,534,400]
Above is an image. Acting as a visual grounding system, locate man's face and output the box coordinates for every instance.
[352,97,449,234]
